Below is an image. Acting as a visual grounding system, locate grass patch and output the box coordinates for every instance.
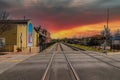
[68,44,111,53]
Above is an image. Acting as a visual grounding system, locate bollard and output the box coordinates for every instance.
[29,47,31,53]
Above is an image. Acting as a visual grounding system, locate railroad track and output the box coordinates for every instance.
[60,44,80,80]
[41,43,80,80]
[41,43,58,80]
[65,43,120,71]
[67,44,120,62]
[87,51,120,62]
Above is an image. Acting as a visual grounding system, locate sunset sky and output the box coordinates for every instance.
[0,0,120,39]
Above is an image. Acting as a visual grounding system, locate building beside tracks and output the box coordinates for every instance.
[42,29,51,43]
[112,36,120,50]
[34,26,52,51]
[0,20,39,52]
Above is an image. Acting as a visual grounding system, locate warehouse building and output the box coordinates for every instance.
[0,19,39,52]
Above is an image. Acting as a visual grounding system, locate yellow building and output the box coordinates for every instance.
[33,28,39,47]
[0,20,39,52]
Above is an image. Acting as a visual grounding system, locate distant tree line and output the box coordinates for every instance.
[66,26,120,50]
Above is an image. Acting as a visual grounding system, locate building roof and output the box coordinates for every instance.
[0,19,30,24]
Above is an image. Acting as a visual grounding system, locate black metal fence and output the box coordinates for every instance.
[39,42,55,52]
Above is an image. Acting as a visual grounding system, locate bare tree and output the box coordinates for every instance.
[0,10,10,20]
[0,10,10,34]
[101,25,111,40]
[101,25,112,52]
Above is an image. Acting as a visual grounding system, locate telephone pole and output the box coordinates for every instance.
[103,8,109,54]
[107,8,109,28]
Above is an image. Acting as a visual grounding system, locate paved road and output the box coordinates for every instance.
[0,43,120,80]
[0,44,56,80]
[61,44,120,80]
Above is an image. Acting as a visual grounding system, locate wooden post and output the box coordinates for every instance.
[29,47,31,53]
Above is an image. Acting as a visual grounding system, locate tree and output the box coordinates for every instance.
[101,25,111,40]
[114,29,120,37]
[0,10,10,20]
[101,25,112,51]
[0,10,10,35]
[101,25,112,45]
[87,35,104,47]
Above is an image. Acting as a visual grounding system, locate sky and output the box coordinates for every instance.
[0,0,120,39]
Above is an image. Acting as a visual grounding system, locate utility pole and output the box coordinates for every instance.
[103,8,109,54]
[107,8,109,28]
[103,25,107,54]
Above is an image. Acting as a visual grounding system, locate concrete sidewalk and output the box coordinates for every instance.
[0,53,36,74]
[0,47,40,74]
[0,44,55,74]
[0,47,39,61]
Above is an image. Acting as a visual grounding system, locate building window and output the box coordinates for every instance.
[0,38,5,48]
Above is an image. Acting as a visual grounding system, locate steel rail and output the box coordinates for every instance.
[60,44,80,80]
[41,43,58,80]
[67,44,120,62]
[81,51,120,71]
[87,51,120,62]
[66,44,120,71]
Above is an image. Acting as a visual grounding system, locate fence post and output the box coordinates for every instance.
[29,47,31,53]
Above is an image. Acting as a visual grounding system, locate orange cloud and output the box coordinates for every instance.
[51,21,120,39]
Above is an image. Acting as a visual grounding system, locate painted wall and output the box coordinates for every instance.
[16,24,27,51]
[0,24,17,51]
[33,29,39,47]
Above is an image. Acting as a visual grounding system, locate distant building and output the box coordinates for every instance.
[34,27,51,44]
[112,36,120,50]
[45,30,51,43]
[111,29,120,50]
[0,20,38,52]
